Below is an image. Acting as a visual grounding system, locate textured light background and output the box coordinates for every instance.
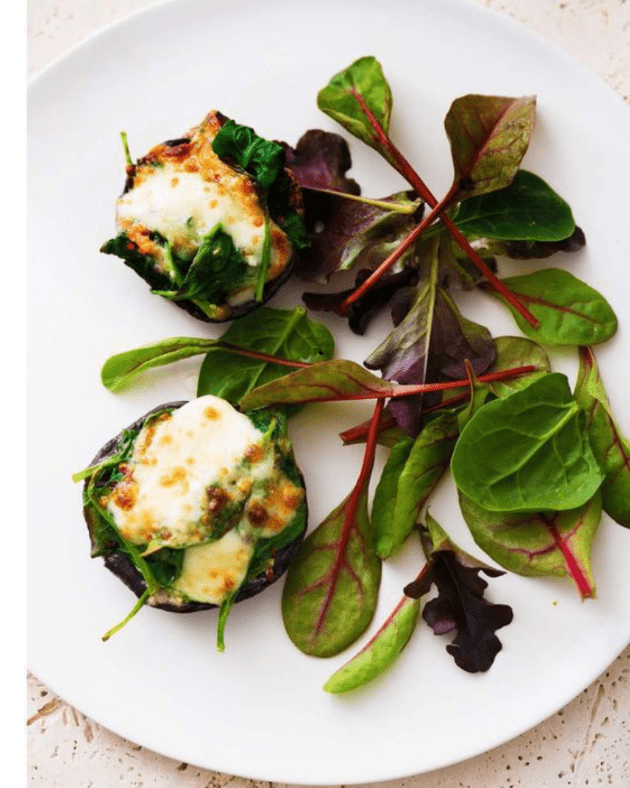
[27,1,630,786]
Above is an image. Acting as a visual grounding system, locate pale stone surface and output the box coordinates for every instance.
[27,0,630,785]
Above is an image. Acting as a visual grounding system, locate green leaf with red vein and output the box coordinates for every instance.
[281,402,384,657]
[444,94,536,201]
[459,490,601,599]
[373,411,459,558]
[575,347,630,528]
[317,56,395,165]
[238,359,395,410]
[482,268,618,347]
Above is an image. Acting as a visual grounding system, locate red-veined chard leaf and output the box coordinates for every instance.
[372,411,459,558]
[99,307,334,396]
[451,170,576,242]
[575,347,630,528]
[451,372,605,512]
[197,307,334,402]
[281,401,384,657]
[323,594,420,693]
[405,514,513,673]
[238,359,395,410]
[459,490,601,599]
[444,94,536,201]
[317,56,395,165]
[482,268,618,347]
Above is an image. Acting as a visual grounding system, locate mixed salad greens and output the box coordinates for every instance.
[90,56,629,693]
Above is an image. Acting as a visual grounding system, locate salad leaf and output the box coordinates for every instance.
[483,268,618,346]
[282,402,384,657]
[373,411,459,558]
[574,347,630,528]
[303,266,419,335]
[283,128,361,194]
[451,373,605,512]
[444,94,536,200]
[323,595,420,693]
[452,170,575,242]
[459,491,600,599]
[100,307,333,395]
[198,307,335,402]
[405,515,513,673]
[298,190,421,282]
[317,56,394,165]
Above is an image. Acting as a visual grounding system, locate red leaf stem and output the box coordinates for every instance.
[314,398,385,633]
[217,341,312,368]
[542,514,595,599]
[339,366,535,444]
[347,92,539,327]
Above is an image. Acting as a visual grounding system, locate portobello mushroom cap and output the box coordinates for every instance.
[104,111,304,323]
[83,401,307,613]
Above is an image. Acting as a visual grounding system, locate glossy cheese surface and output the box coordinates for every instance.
[107,396,264,547]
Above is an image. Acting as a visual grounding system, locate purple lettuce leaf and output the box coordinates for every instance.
[405,514,513,673]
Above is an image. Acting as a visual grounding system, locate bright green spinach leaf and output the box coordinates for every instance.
[452,170,575,241]
[483,268,618,346]
[373,411,459,558]
[198,307,334,402]
[451,373,604,512]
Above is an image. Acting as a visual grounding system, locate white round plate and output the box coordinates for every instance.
[28,0,630,783]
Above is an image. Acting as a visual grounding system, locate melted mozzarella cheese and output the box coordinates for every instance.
[172,529,255,605]
[117,168,266,267]
[114,112,292,300]
[107,396,264,547]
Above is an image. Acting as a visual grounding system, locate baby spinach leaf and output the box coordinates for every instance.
[575,347,630,528]
[198,307,335,402]
[482,268,618,346]
[282,402,384,657]
[406,514,513,673]
[317,56,394,165]
[459,490,601,598]
[452,170,575,242]
[323,595,420,693]
[373,411,459,558]
[451,373,605,512]
[444,94,536,200]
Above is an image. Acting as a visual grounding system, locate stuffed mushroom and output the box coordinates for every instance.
[77,396,307,648]
[101,111,308,322]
